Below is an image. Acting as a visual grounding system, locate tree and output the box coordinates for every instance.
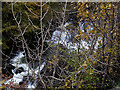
[2,1,77,88]
[1,1,120,89]
[70,2,120,88]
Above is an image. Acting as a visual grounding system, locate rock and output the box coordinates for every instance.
[14,67,24,74]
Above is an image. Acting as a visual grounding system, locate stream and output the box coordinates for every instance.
[3,22,102,88]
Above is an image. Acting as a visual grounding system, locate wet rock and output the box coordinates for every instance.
[14,67,24,74]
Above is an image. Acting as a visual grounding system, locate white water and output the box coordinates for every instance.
[4,52,46,88]
[5,70,24,85]
[51,22,101,51]
[11,51,25,66]
[4,22,102,88]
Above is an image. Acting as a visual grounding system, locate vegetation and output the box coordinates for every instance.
[1,2,120,89]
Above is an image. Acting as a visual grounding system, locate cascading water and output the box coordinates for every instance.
[51,22,100,51]
[4,52,46,88]
[3,22,102,88]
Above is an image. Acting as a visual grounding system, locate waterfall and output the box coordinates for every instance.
[4,52,46,88]
[51,22,90,51]
[4,22,102,88]
[50,22,102,53]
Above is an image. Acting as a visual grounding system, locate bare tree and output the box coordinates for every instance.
[6,1,70,88]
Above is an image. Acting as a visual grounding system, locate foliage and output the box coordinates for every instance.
[2,2,120,89]
[2,2,68,53]
[60,2,120,89]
